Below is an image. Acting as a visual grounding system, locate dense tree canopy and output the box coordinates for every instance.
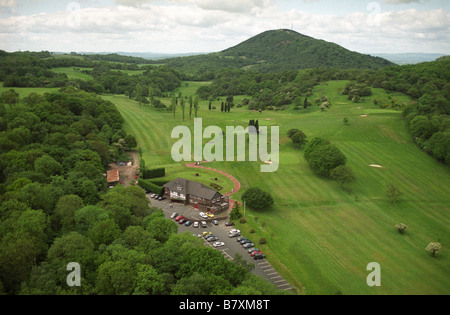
[0,88,288,296]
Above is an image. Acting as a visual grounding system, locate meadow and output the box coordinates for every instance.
[107,80,450,295]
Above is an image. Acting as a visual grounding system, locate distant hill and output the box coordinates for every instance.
[373,53,447,65]
[157,29,395,78]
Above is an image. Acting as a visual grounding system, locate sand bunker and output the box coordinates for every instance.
[369,164,383,168]
[361,115,368,117]
[264,161,273,164]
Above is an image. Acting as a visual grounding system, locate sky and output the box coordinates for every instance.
[0,0,449,54]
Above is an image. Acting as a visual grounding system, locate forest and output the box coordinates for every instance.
[0,86,287,295]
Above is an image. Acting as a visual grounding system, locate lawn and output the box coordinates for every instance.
[0,83,60,99]
[51,67,94,81]
[106,80,450,295]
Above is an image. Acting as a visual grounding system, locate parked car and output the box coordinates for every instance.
[158,196,166,201]
[201,221,208,228]
[178,218,186,224]
[243,242,255,249]
[185,221,193,227]
[225,222,235,227]
[251,251,262,257]
[211,220,218,225]
[199,212,208,219]
[240,239,252,245]
[207,237,218,242]
[204,234,216,240]
[229,229,241,238]
[247,248,260,254]
[175,216,184,221]
[170,213,178,219]
[206,212,214,218]
[193,222,199,228]
[213,242,225,248]
[254,253,266,260]
[201,231,212,237]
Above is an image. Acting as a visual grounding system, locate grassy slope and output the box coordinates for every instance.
[51,67,94,81]
[0,84,60,98]
[107,81,449,295]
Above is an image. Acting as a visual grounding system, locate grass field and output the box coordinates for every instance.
[51,67,94,81]
[106,80,450,295]
[0,84,60,100]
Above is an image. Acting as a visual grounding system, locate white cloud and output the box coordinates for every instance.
[0,1,449,54]
[0,0,16,8]
[383,0,424,4]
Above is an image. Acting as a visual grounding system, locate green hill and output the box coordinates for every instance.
[160,29,395,78]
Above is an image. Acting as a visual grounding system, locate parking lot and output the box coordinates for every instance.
[148,194,294,293]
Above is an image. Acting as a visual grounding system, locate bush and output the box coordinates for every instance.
[142,168,165,179]
[241,187,274,210]
[304,137,329,162]
[138,179,164,196]
[259,238,267,245]
[308,145,347,177]
[230,205,243,221]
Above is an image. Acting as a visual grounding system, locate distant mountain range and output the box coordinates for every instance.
[372,53,446,65]
[53,51,206,61]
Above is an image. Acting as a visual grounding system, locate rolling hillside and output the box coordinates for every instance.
[160,29,395,78]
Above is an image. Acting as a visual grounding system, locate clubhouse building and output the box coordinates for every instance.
[163,178,229,214]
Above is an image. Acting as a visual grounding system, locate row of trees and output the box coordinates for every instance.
[170,94,200,121]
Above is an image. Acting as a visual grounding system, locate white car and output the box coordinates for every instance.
[193,222,199,228]
[229,229,240,234]
[213,242,225,248]
[199,212,208,219]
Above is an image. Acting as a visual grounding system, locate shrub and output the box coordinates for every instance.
[241,187,274,210]
[229,205,243,221]
[395,223,408,234]
[142,167,165,179]
[304,137,329,162]
[259,238,267,245]
[308,145,347,177]
[138,179,164,196]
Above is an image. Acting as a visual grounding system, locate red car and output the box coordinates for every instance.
[251,251,262,257]
[178,218,186,224]
[175,216,184,221]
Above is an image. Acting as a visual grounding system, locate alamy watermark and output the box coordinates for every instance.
[366,262,381,287]
[66,262,81,287]
[171,118,280,173]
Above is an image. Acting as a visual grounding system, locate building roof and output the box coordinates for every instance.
[163,178,222,200]
[107,169,120,183]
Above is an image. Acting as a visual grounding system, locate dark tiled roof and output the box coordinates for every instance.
[164,178,222,200]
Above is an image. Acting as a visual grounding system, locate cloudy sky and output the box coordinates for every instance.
[1,0,449,54]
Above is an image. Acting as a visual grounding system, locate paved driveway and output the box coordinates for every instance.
[149,195,294,293]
